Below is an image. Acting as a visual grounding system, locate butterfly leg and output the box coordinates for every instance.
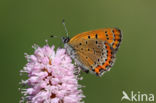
[79,65,89,73]
[74,63,89,75]
[83,69,89,73]
[73,63,81,75]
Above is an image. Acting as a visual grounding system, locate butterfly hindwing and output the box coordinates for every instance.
[69,38,116,76]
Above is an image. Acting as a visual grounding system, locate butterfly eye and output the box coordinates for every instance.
[62,37,70,43]
[88,36,90,39]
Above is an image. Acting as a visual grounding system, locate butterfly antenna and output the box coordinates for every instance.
[50,35,57,38]
[62,19,69,37]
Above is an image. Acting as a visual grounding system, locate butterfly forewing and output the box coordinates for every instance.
[69,28,122,51]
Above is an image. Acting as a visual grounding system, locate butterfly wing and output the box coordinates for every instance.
[68,38,116,76]
[69,28,122,51]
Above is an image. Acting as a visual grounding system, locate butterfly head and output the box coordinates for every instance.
[62,37,70,43]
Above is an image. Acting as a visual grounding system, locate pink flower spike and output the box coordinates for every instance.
[19,44,85,103]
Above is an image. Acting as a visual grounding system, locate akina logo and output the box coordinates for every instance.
[121,91,154,102]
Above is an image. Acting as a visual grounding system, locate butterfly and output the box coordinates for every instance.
[61,21,122,76]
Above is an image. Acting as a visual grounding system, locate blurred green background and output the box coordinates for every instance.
[0,0,156,103]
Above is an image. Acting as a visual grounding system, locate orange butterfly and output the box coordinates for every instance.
[62,20,122,76]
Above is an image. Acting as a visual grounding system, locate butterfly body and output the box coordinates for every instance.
[62,28,122,76]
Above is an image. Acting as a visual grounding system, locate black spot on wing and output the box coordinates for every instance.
[95,34,98,39]
[98,59,100,62]
[86,41,87,44]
